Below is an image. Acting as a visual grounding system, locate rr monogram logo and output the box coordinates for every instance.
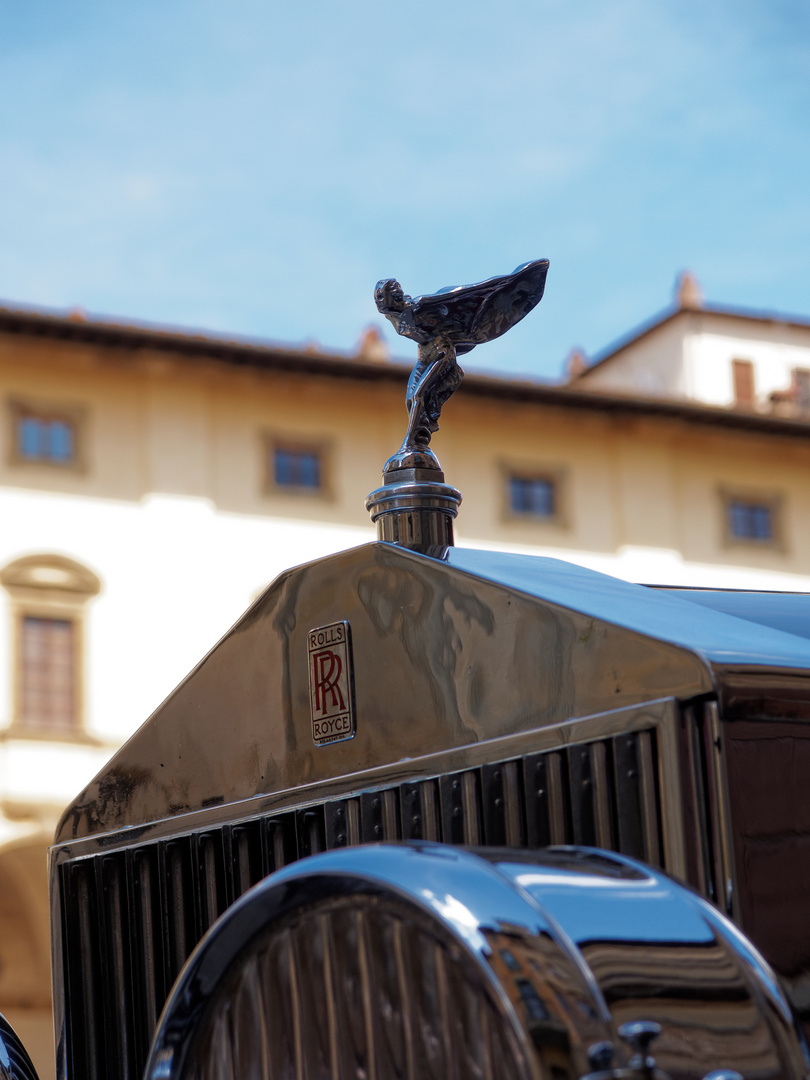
[312,650,345,715]
[307,621,356,745]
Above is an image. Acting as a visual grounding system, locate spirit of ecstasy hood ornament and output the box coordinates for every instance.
[374,259,549,471]
[366,259,549,554]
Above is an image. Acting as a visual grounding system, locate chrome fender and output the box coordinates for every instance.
[145,844,808,1080]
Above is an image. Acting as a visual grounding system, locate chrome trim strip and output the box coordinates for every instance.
[705,700,737,920]
[682,703,709,898]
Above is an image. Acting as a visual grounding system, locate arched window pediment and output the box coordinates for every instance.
[0,554,101,598]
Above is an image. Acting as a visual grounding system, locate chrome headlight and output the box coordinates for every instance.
[145,843,807,1080]
[145,844,613,1080]
[0,1013,39,1080]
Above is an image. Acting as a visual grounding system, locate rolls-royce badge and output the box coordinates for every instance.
[308,621,356,745]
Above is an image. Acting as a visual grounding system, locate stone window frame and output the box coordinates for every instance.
[500,462,569,527]
[0,554,101,741]
[6,397,88,472]
[719,487,786,552]
[262,433,333,500]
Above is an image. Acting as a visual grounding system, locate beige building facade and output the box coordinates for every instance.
[2,289,810,1077]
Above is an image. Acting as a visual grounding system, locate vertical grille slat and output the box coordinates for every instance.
[127,846,163,1078]
[612,733,646,860]
[361,792,387,843]
[401,780,440,841]
[568,745,597,846]
[257,930,298,1080]
[285,929,305,1080]
[62,861,102,1080]
[356,909,378,1080]
[99,855,133,1079]
[461,772,482,845]
[381,788,400,841]
[60,726,666,1079]
[264,815,297,873]
[590,741,614,850]
[320,913,340,1080]
[481,763,524,847]
[229,820,264,900]
[546,751,570,844]
[481,764,506,845]
[523,754,552,847]
[331,906,371,1077]
[367,908,409,1080]
[637,729,663,867]
[294,912,331,1077]
[501,760,524,847]
[440,775,465,845]
[160,839,196,989]
[195,832,227,935]
[325,800,349,849]
[296,806,326,859]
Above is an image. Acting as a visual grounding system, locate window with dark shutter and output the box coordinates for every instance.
[721,491,783,549]
[732,359,755,409]
[19,616,76,731]
[8,401,82,467]
[274,446,322,490]
[794,369,810,410]
[509,475,556,518]
[728,500,773,542]
[265,436,330,497]
[1,554,101,737]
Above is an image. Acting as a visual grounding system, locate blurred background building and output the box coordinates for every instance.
[2,273,810,1076]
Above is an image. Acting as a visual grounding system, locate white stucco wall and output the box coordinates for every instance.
[0,487,370,811]
[8,478,810,816]
[578,316,689,398]
[579,310,810,409]
[687,322,810,407]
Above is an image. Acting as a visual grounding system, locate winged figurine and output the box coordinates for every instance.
[375,259,549,464]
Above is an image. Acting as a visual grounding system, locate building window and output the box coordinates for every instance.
[721,492,783,549]
[19,616,76,731]
[275,446,321,489]
[0,554,101,737]
[505,470,564,522]
[728,499,773,542]
[265,437,329,496]
[8,400,82,467]
[794,369,810,410]
[732,359,755,409]
[510,475,555,517]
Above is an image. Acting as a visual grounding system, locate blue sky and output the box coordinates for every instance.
[0,0,808,379]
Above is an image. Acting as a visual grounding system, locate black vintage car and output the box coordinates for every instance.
[4,268,810,1080]
[27,541,810,1080]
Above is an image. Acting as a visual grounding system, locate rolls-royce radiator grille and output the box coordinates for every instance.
[59,729,662,1080]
